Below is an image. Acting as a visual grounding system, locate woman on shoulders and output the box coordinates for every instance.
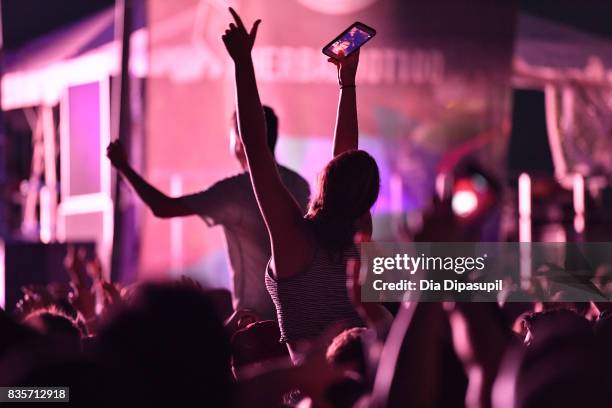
[222,8,380,359]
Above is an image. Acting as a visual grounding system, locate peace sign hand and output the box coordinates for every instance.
[221,7,261,62]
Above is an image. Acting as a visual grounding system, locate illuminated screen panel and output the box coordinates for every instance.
[67,82,101,196]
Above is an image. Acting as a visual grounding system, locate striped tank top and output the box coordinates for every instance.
[265,245,364,343]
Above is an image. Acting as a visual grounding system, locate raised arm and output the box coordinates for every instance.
[370,303,450,408]
[330,50,360,157]
[222,8,310,278]
[330,51,372,229]
[107,140,197,218]
[445,303,512,408]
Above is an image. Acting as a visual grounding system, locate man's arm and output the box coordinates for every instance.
[106,140,197,218]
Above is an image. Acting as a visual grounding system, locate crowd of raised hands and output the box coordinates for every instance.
[1,8,611,407]
[15,246,121,334]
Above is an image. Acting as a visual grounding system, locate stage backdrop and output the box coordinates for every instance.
[142,0,517,285]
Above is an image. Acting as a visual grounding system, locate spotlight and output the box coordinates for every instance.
[452,188,478,216]
[451,173,495,219]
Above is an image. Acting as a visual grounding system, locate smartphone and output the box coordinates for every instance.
[322,22,376,59]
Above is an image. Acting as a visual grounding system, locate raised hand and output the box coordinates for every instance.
[86,257,104,282]
[106,140,128,169]
[99,280,122,313]
[224,308,259,334]
[328,49,360,87]
[64,245,87,287]
[65,246,96,320]
[15,285,53,318]
[69,282,96,321]
[221,7,261,62]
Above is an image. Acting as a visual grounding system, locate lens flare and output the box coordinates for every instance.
[452,189,478,217]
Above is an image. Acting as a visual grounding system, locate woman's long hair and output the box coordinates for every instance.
[306,150,380,253]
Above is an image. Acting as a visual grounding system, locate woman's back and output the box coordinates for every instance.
[265,243,363,345]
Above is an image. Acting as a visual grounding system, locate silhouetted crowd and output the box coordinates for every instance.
[2,245,611,407]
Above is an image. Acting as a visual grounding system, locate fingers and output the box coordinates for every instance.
[107,140,121,150]
[227,7,260,36]
[228,7,245,30]
[249,19,261,39]
[327,57,340,67]
[101,280,121,303]
[106,140,124,160]
[223,8,261,54]
[236,313,258,330]
[222,24,237,43]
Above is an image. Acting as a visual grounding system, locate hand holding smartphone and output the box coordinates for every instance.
[322,22,376,60]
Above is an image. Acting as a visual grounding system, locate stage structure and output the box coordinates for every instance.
[1,7,147,281]
[513,13,612,189]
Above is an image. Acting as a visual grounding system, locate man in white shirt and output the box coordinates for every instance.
[106,106,310,319]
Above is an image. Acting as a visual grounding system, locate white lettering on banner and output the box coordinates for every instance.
[251,47,445,85]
